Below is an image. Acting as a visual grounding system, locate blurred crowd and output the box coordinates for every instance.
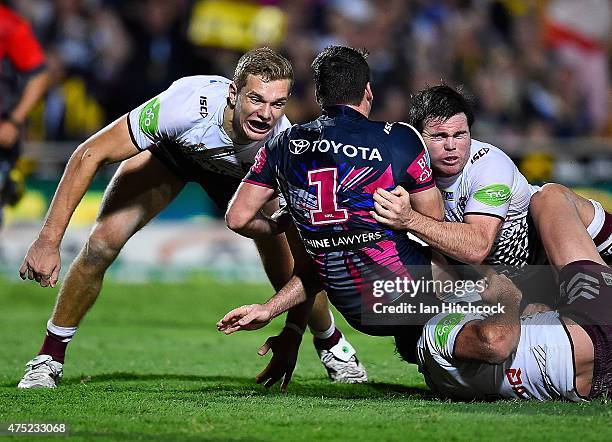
[7,0,612,146]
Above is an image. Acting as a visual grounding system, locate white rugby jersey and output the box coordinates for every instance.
[435,140,535,267]
[417,310,584,402]
[127,75,292,179]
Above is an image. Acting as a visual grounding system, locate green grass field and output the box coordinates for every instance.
[1,279,611,441]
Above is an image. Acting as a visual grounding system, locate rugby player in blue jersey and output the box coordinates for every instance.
[219,46,446,389]
[17,48,366,388]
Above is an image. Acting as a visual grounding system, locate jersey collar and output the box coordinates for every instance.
[322,105,367,120]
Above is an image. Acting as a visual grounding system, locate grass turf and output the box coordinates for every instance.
[1,279,611,441]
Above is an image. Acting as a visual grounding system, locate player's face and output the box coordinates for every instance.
[421,113,471,177]
[230,74,290,142]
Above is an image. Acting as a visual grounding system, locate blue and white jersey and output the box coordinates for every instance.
[127,75,291,179]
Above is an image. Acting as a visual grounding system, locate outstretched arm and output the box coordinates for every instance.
[19,115,140,287]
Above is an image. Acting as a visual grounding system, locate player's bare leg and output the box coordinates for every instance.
[532,185,608,267]
[537,184,611,264]
[253,204,367,383]
[18,151,185,388]
[530,184,612,398]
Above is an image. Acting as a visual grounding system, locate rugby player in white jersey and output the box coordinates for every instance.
[372,85,611,284]
[16,48,366,389]
[411,187,612,401]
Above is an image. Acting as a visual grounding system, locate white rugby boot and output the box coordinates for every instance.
[317,334,368,383]
[17,355,63,389]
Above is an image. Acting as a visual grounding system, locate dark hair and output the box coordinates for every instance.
[408,85,475,132]
[311,46,370,107]
[233,47,294,92]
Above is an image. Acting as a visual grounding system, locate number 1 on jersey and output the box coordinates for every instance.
[308,167,348,225]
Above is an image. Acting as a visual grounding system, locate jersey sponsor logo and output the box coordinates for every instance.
[139,97,160,138]
[434,313,464,348]
[384,122,393,134]
[301,230,385,252]
[473,184,512,207]
[288,138,383,161]
[442,191,454,201]
[470,147,490,164]
[199,96,208,118]
[289,139,311,154]
[407,150,433,185]
[602,272,612,286]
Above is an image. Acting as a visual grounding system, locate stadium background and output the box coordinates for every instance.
[1,1,612,440]
[0,0,612,281]
[1,0,610,282]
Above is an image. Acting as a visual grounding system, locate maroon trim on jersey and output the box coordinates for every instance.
[463,211,505,222]
[242,178,275,189]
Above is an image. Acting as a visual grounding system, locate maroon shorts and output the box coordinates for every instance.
[557,261,612,399]
[579,324,612,399]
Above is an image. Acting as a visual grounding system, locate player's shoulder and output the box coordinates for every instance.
[382,121,422,139]
[468,139,513,167]
[167,76,230,103]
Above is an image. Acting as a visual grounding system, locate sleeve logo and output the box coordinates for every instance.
[251,145,267,174]
[434,313,464,348]
[407,150,433,184]
[473,184,512,207]
[139,97,160,138]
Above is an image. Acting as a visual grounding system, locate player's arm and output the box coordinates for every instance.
[374,150,512,264]
[225,182,287,238]
[19,116,140,286]
[453,274,522,364]
[375,197,502,265]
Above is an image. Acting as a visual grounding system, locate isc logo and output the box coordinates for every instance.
[199,96,208,118]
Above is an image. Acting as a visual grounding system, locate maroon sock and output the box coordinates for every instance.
[314,328,342,350]
[38,332,69,364]
[593,210,612,260]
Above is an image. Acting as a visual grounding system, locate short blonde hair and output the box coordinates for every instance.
[233,47,294,92]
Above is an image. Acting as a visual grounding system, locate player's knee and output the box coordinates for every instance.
[538,183,573,204]
[81,233,123,269]
[531,183,573,217]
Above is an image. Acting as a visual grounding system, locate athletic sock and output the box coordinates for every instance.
[313,327,342,351]
[587,201,612,261]
[38,320,77,364]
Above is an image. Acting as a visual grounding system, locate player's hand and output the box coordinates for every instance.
[217,303,272,334]
[0,120,20,149]
[270,206,292,234]
[480,273,522,305]
[19,237,61,288]
[371,186,414,230]
[255,328,302,391]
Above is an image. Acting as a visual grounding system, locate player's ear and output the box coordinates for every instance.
[228,82,238,108]
[365,82,373,104]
